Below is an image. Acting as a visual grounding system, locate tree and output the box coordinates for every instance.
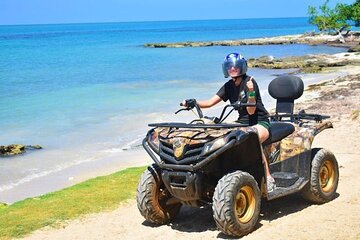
[308,0,349,34]
[346,0,360,26]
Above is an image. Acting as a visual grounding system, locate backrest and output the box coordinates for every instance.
[268,75,304,115]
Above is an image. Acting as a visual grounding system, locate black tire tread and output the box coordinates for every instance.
[136,166,181,224]
[212,171,261,237]
[301,148,339,203]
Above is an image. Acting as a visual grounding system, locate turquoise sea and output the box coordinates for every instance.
[0,17,348,202]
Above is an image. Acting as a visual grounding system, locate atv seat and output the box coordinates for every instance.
[268,75,304,121]
[263,122,295,146]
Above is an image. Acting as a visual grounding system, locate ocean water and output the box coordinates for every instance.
[0,17,348,202]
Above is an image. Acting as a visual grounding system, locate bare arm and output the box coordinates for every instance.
[246,78,256,115]
[197,95,222,108]
[183,95,222,109]
[247,96,256,115]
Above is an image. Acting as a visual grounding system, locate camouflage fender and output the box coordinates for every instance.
[277,121,333,162]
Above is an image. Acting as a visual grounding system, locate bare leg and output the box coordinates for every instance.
[240,124,275,191]
[252,125,275,187]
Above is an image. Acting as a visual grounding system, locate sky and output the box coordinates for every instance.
[0,0,356,25]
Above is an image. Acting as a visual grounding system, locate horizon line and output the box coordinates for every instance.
[0,16,309,27]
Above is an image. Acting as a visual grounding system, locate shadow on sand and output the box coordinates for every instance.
[142,193,339,238]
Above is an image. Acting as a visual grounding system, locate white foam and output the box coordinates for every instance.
[120,137,142,151]
[0,135,144,192]
[101,148,125,154]
[0,156,99,192]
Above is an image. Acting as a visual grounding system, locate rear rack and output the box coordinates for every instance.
[270,113,330,122]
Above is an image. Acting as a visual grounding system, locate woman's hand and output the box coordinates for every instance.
[246,79,254,92]
[246,78,256,115]
[181,99,196,108]
[183,95,221,109]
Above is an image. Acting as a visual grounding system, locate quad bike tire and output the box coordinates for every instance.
[301,148,339,203]
[136,165,182,224]
[212,171,261,237]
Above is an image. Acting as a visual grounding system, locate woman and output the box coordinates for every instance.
[183,53,275,191]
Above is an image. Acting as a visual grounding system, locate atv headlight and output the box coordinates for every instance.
[147,129,159,153]
[202,137,227,155]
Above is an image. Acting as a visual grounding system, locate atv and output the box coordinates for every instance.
[136,75,339,237]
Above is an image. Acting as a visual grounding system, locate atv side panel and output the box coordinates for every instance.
[264,121,333,200]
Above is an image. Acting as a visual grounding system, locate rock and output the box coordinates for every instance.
[351,110,360,120]
[144,33,360,48]
[26,145,42,150]
[247,53,360,73]
[302,31,318,37]
[348,45,360,52]
[0,144,43,156]
[258,55,275,62]
[0,144,25,156]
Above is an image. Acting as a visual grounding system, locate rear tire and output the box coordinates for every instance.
[136,165,182,224]
[301,148,339,203]
[212,171,261,237]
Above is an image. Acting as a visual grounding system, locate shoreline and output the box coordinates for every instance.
[144,32,360,49]
[0,148,151,204]
[0,66,355,204]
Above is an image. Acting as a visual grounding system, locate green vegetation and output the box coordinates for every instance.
[339,0,360,27]
[0,166,146,240]
[308,0,360,33]
[0,203,7,210]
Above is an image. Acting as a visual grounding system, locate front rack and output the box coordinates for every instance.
[148,122,248,129]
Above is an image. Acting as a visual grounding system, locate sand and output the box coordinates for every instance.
[24,60,360,239]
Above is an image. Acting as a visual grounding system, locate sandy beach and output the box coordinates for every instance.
[23,54,360,239]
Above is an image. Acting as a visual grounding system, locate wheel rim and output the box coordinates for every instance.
[235,185,256,224]
[319,160,336,193]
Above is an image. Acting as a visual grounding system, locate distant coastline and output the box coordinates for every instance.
[144,32,360,49]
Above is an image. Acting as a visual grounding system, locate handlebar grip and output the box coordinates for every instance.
[180,102,185,107]
[241,102,256,107]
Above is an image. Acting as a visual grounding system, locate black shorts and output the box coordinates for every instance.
[257,120,271,131]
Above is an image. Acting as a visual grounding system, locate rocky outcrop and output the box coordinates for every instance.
[247,53,360,73]
[144,33,360,48]
[348,45,360,52]
[296,73,360,122]
[0,144,42,156]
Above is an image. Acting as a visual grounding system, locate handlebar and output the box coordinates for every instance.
[231,101,256,110]
[176,99,203,118]
[174,99,327,125]
[176,100,256,123]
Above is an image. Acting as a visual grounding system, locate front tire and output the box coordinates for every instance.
[301,148,339,203]
[136,165,182,224]
[212,171,261,237]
